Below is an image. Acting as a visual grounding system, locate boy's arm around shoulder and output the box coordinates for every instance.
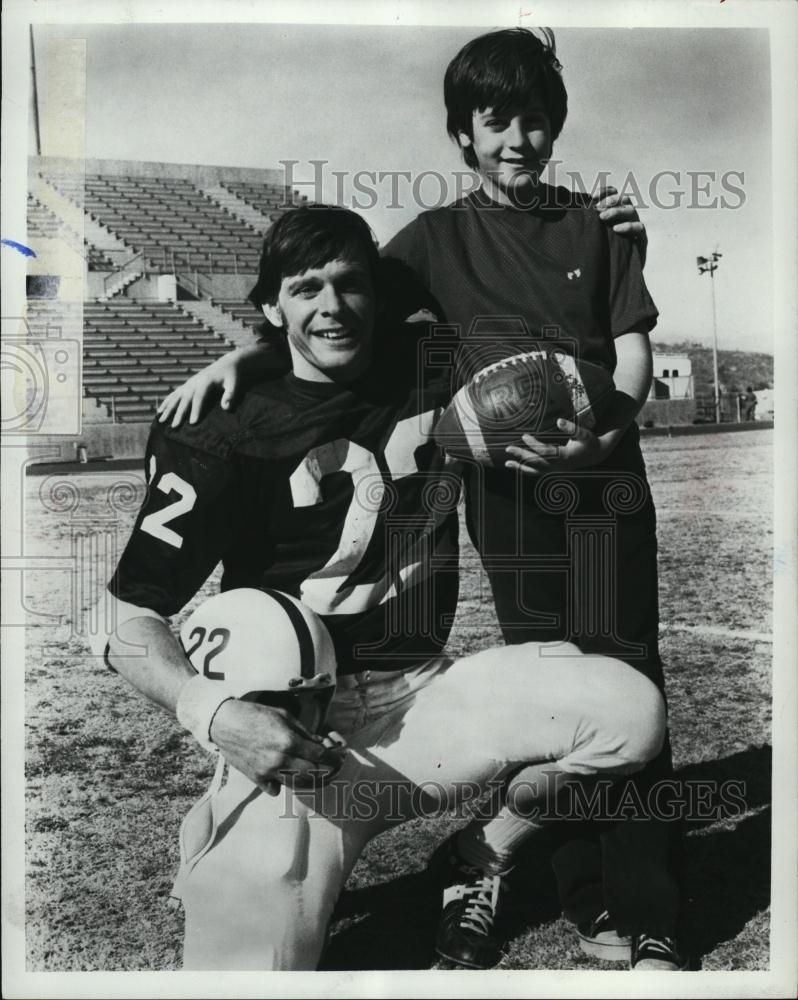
[158,337,289,428]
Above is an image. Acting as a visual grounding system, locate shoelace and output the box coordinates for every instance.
[457,874,501,936]
[636,934,677,956]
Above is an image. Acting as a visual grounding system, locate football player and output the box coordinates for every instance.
[103,205,666,970]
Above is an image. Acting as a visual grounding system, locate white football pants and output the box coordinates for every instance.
[176,640,665,970]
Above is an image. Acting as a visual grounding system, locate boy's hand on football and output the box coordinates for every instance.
[595,185,647,267]
[505,418,608,474]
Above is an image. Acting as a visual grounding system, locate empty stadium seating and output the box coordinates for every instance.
[27,194,76,240]
[28,194,119,269]
[212,298,264,329]
[85,245,116,270]
[44,173,265,274]
[221,180,306,220]
[29,160,309,434]
[23,299,82,337]
[82,300,232,422]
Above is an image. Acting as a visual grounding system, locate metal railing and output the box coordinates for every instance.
[163,247,243,277]
[102,249,145,297]
[639,391,771,429]
[694,392,763,424]
[97,244,255,281]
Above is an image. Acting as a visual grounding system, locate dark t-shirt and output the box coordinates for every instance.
[382,185,658,374]
[110,331,461,673]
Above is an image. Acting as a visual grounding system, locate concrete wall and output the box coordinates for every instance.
[207,275,256,299]
[653,353,692,376]
[754,389,774,421]
[26,420,151,465]
[32,155,287,190]
[638,398,698,427]
[650,375,694,400]
[25,236,88,302]
[86,272,110,298]
[83,395,113,424]
[126,274,178,301]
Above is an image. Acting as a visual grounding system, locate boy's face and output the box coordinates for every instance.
[460,101,552,205]
[263,251,376,383]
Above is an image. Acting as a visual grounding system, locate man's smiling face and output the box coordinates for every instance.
[263,252,376,383]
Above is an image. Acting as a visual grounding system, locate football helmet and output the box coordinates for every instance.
[179,588,337,733]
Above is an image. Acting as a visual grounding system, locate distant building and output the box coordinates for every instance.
[754,388,774,421]
[649,352,693,400]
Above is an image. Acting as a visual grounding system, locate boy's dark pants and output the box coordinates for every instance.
[463,425,682,937]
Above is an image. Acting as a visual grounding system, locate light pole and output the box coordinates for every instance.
[697,250,722,423]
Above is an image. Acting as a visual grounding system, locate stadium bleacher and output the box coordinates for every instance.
[83,300,232,422]
[220,180,305,221]
[45,173,265,274]
[28,193,118,269]
[24,299,82,338]
[26,158,306,444]
[27,194,75,240]
[213,298,264,329]
[85,245,116,270]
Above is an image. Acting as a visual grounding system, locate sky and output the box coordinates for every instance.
[29,17,775,353]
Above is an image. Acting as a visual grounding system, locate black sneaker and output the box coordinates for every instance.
[576,909,632,962]
[630,933,688,971]
[428,839,509,969]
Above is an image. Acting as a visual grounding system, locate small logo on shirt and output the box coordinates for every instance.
[567,268,582,281]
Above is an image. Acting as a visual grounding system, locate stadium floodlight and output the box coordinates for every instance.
[697,248,722,424]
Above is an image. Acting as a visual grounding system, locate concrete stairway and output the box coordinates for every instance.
[101,264,145,300]
[198,183,272,235]
[176,298,256,351]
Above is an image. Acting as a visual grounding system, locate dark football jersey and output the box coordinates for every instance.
[110,327,461,673]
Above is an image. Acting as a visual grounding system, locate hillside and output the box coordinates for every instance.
[652,342,774,394]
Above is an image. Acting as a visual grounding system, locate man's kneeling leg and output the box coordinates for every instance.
[180,773,347,971]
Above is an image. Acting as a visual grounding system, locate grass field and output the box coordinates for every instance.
[22,429,773,972]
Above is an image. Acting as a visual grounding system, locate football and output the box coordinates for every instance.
[434,346,615,466]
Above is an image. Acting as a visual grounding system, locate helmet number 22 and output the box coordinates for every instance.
[182,625,231,680]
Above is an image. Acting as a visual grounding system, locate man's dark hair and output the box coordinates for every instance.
[249,205,380,309]
[444,27,568,170]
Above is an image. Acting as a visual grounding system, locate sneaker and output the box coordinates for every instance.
[630,933,688,971]
[428,839,508,969]
[576,909,632,962]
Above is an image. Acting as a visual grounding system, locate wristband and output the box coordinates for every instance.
[176,674,237,752]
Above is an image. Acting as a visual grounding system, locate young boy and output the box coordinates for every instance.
[381,27,683,973]
[158,29,683,972]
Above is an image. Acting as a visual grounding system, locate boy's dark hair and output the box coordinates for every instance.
[444,27,568,170]
[249,205,380,309]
